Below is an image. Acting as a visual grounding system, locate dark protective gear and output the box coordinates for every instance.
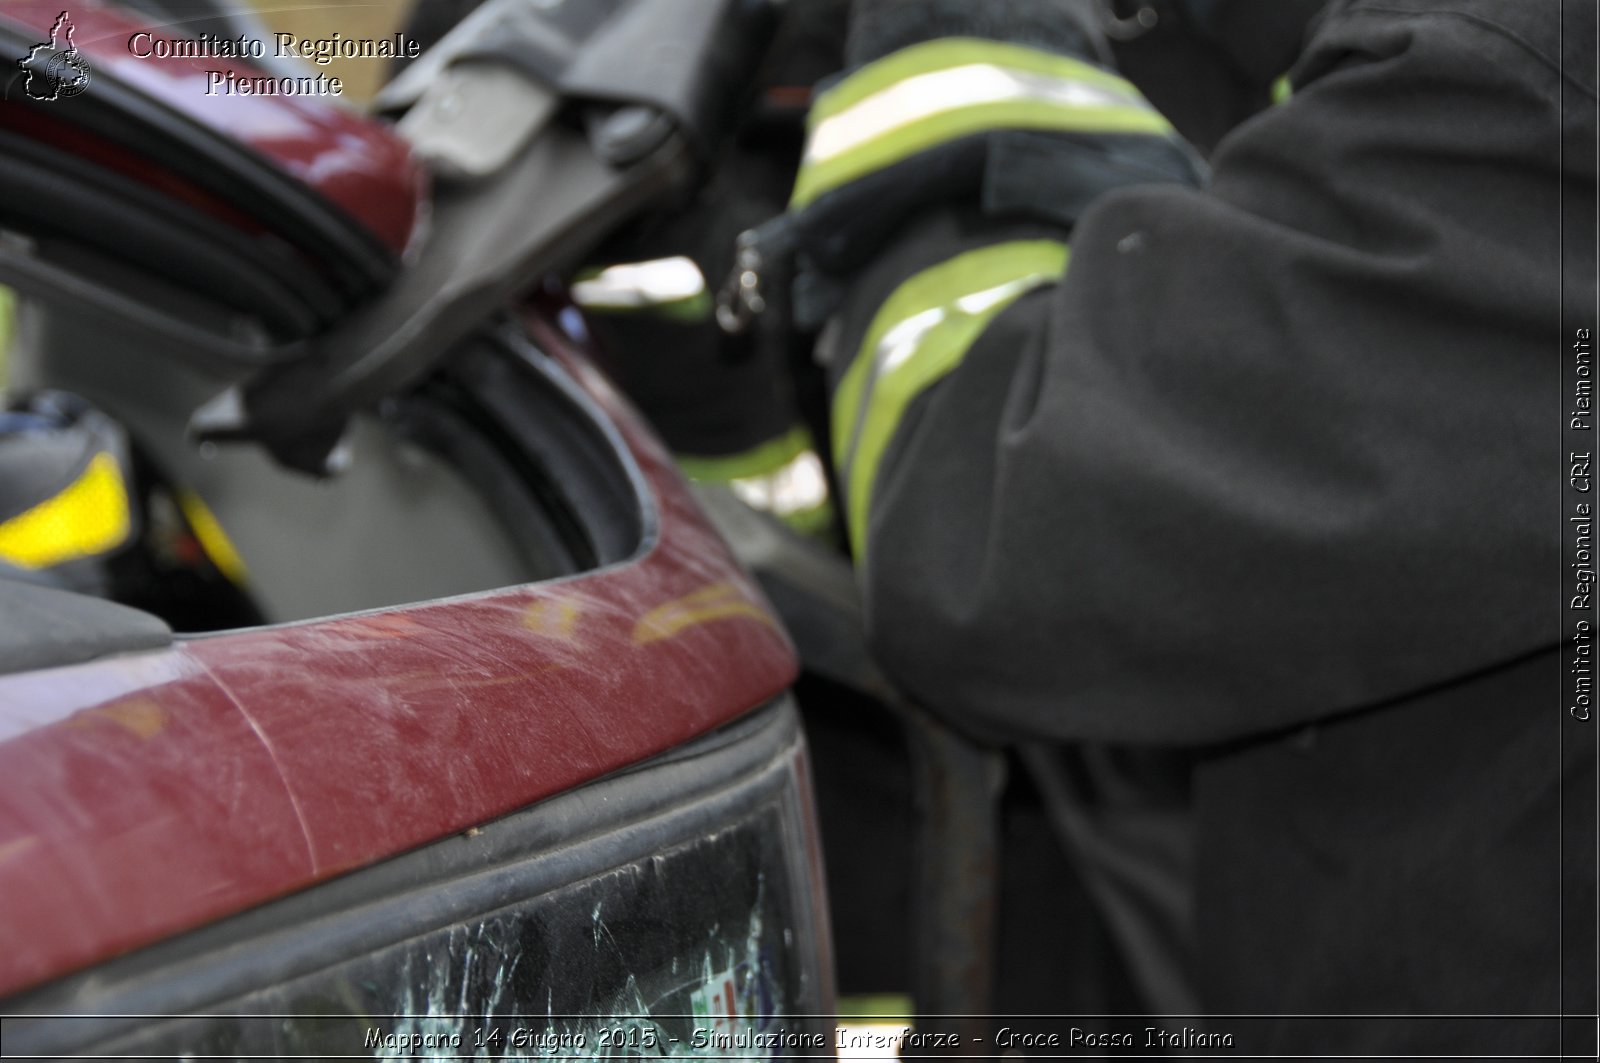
[802,0,1597,1051]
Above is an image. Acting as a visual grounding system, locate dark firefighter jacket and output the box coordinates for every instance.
[793,0,1598,1051]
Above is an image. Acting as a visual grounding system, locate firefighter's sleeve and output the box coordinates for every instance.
[798,2,1578,744]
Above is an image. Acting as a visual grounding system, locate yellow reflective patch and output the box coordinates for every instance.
[0,451,131,569]
[176,489,249,586]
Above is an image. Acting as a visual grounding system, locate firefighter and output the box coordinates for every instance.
[765,0,1597,1051]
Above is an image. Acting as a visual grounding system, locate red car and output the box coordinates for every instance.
[0,0,840,1055]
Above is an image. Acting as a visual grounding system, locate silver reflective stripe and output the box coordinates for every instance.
[805,63,1145,166]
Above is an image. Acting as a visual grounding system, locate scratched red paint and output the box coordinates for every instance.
[0,314,799,996]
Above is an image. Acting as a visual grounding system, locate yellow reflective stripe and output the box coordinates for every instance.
[0,451,130,569]
[795,94,1169,210]
[176,489,249,586]
[793,39,1170,208]
[835,241,1069,557]
[807,63,1147,164]
[1271,74,1293,105]
[809,38,1144,126]
[676,425,813,484]
[832,239,1066,468]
